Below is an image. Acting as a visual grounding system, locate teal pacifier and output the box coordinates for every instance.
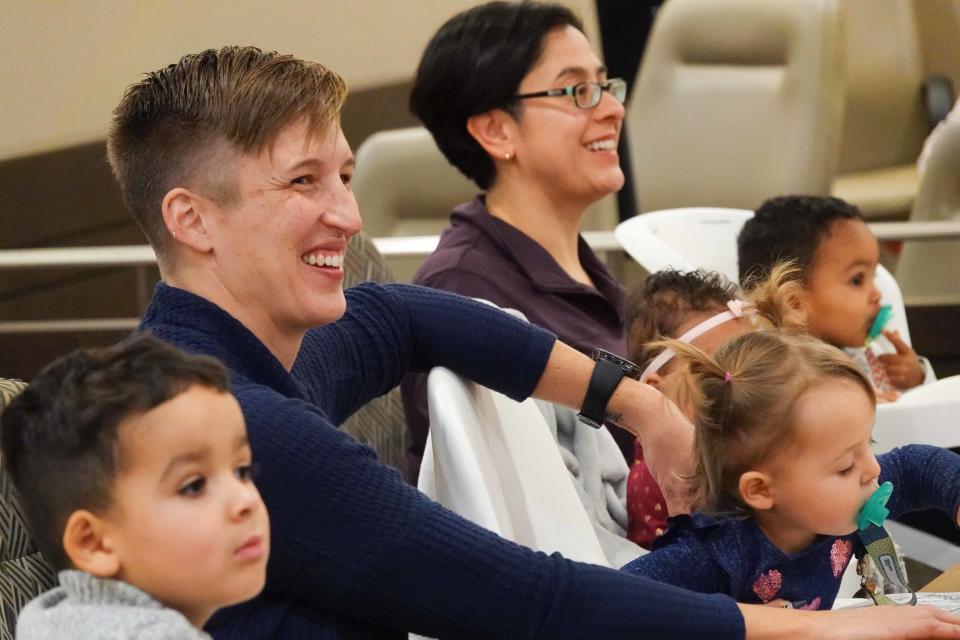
[857,481,893,531]
[866,305,893,345]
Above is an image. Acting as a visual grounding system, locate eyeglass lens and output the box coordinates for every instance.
[574,80,626,108]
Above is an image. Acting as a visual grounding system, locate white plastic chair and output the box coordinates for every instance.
[418,367,610,567]
[615,207,912,341]
[871,375,960,454]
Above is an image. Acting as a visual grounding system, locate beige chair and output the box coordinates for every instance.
[352,126,619,280]
[831,0,928,219]
[896,116,960,305]
[626,0,845,213]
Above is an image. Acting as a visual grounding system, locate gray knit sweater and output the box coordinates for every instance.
[17,571,211,639]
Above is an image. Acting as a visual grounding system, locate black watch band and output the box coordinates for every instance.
[577,349,641,429]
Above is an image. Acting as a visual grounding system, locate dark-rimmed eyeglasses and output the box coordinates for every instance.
[513,78,627,110]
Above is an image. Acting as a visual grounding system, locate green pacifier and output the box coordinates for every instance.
[866,305,893,345]
[857,481,893,531]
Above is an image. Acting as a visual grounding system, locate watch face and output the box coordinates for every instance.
[593,348,642,380]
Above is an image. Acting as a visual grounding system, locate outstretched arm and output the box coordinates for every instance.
[879,445,960,525]
[741,603,960,640]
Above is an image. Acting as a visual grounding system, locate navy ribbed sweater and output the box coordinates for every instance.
[139,281,744,639]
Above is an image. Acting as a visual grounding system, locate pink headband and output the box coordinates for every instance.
[639,300,745,383]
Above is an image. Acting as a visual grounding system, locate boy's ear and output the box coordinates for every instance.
[644,373,663,390]
[62,510,121,578]
[466,109,515,161]
[738,471,775,511]
[161,187,216,254]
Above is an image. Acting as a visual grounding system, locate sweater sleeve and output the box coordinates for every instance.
[238,384,744,639]
[880,445,960,521]
[295,283,557,425]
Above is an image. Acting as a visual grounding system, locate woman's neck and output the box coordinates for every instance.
[485,181,593,287]
[164,267,303,370]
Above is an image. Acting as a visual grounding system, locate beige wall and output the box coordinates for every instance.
[0,0,600,161]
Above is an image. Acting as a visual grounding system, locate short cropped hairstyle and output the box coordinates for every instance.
[0,334,230,569]
[737,195,864,285]
[410,1,583,190]
[626,269,741,367]
[107,46,347,261]
[655,331,875,514]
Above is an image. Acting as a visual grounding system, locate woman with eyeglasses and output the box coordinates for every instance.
[403,0,636,482]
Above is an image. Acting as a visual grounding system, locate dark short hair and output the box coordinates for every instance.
[737,195,864,285]
[107,46,347,263]
[626,269,741,366]
[0,334,230,569]
[410,1,583,189]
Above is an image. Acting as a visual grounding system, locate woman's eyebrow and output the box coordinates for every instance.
[553,64,607,82]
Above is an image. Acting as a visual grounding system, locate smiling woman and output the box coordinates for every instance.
[402,2,635,478]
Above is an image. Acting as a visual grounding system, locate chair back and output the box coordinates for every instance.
[627,0,844,212]
[0,378,57,640]
[831,0,928,218]
[897,115,960,305]
[418,367,610,566]
[352,127,477,239]
[615,207,912,341]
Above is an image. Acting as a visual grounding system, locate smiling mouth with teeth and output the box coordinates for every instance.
[586,139,617,152]
[301,253,344,268]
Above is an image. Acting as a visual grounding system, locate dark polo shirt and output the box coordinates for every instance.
[400,196,631,480]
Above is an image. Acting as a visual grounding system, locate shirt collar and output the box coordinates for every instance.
[139,283,307,400]
[452,196,625,306]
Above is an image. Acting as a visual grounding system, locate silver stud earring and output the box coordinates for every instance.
[504,151,512,160]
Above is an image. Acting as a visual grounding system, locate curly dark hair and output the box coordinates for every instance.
[626,269,741,367]
[0,334,230,569]
[737,195,864,285]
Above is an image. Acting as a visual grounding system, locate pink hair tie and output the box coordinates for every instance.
[723,371,733,383]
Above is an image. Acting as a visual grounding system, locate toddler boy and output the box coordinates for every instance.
[1,334,270,638]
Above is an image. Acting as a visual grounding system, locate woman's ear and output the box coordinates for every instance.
[466,110,515,161]
[161,187,216,254]
[62,510,121,578]
[738,471,775,511]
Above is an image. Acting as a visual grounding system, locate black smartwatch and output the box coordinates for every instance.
[577,348,642,429]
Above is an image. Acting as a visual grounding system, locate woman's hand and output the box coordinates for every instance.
[608,380,696,515]
[740,602,960,639]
